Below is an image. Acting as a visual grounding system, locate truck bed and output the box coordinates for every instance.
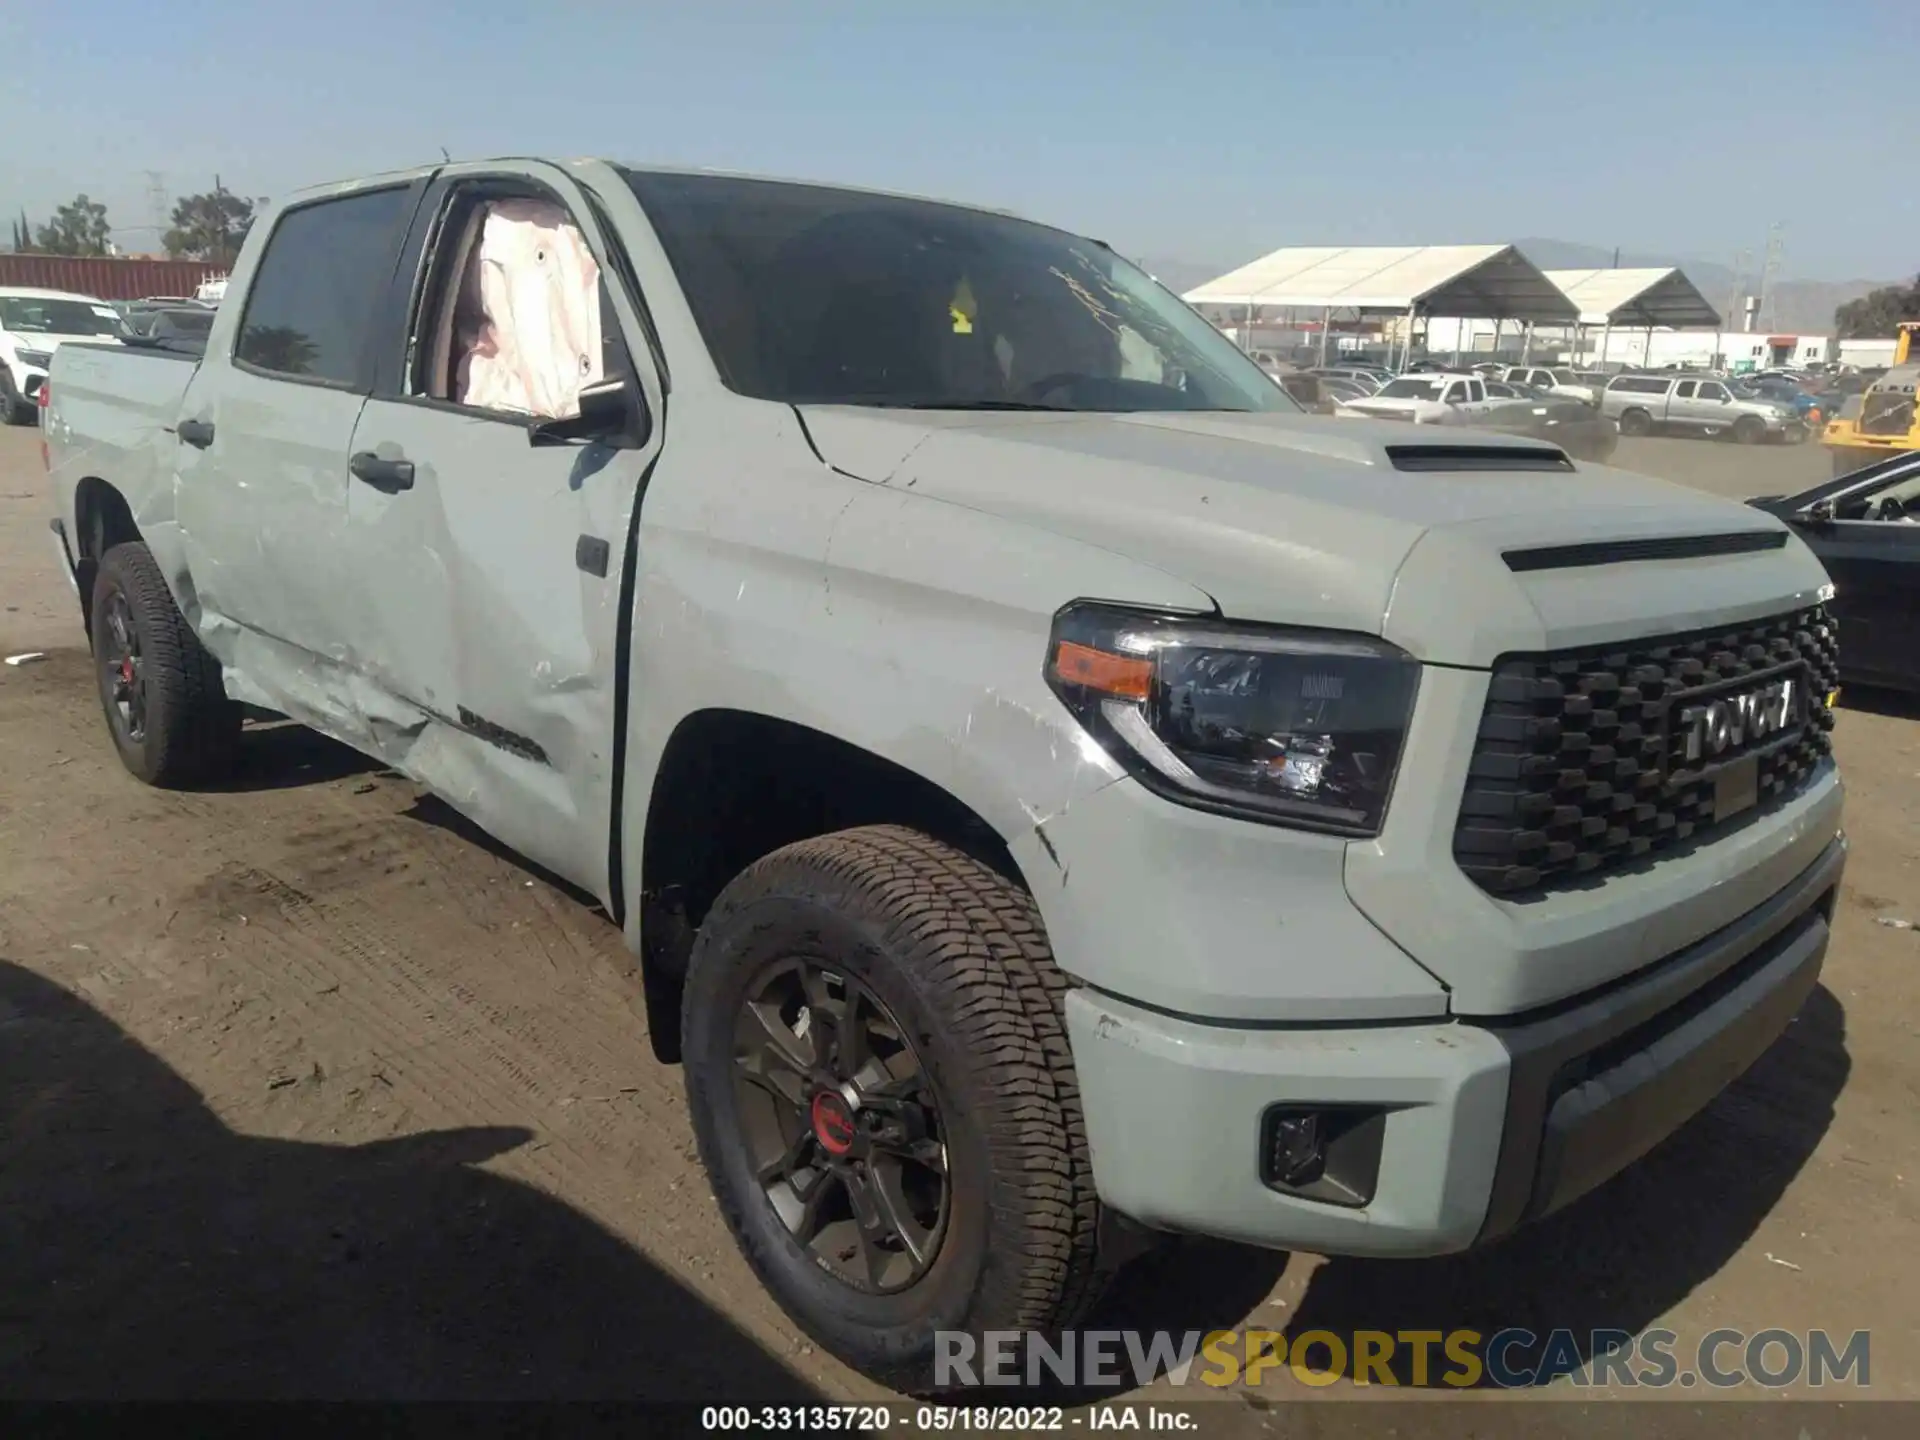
[46,341,201,554]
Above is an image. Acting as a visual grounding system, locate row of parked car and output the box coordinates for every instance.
[1261,353,1838,451]
[0,287,216,424]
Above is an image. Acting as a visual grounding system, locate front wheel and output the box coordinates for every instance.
[682,825,1105,1391]
[1618,407,1652,437]
[1732,415,1767,445]
[90,541,240,786]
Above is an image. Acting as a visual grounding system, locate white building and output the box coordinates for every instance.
[1838,337,1897,368]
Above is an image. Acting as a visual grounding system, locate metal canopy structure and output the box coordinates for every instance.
[1183,244,1579,323]
[1544,268,1722,329]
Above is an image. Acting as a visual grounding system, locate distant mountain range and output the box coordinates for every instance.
[1141,240,1897,336]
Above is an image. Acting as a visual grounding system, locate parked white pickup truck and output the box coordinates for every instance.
[1336,371,1498,424]
[44,159,1845,1390]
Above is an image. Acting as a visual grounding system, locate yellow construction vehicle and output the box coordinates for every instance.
[1822,321,1920,476]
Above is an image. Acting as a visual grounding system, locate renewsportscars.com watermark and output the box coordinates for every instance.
[936,1327,1871,1390]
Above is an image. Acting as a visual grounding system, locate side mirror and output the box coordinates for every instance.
[528,377,644,448]
[1801,498,1836,527]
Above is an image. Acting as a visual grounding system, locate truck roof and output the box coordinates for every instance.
[276,158,1032,227]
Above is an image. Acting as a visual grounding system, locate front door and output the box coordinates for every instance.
[338,164,666,904]
[1802,521,1920,687]
[1665,379,1707,431]
[1799,459,1920,689]
[1692,380,1736,433]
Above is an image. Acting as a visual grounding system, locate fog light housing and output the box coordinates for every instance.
[1259,1104,1388,1208]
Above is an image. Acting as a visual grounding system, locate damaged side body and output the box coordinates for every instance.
[44,156,1846,1319]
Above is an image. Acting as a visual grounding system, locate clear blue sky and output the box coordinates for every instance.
[5,0,1915,280]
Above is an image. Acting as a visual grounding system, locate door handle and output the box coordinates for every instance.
[350,451,415,494]
[177,418,215,449]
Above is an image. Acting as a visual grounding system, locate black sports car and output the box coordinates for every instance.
[1475,383,1620,463]
[1747,450,1920,692]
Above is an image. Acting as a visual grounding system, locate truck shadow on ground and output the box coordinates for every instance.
[202,715,382,793]
[0,959,822,1402]
[1282,983,1849,1387]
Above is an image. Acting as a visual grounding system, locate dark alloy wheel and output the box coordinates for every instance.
[1732,414,1767,445]
[1618,407,1652,437]
[683,825,1108,1391]
[734,958,951,1294]
[98,588,149,746]
[89,541,240,787]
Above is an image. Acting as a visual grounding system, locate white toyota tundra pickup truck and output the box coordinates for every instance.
[43,158,1845,1388]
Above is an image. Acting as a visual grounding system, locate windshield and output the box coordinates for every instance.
[1377,377,1448,401]
[622,170,1295,414]
[0,297,120,336]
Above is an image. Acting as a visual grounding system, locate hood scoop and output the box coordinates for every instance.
[1385,443,1574,473]
[1503,529,1788,573]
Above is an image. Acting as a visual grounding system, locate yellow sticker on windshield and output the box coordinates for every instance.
[951,277,976,334]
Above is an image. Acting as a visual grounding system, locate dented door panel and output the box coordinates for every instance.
[340,399,654,897]
[321,161,666,906]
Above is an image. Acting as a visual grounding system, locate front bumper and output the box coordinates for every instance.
[7,364,48,400]
[1067,834,1843,1258]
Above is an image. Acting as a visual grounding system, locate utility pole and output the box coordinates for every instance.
[145,171,169,235]
[1758,223,1784,331]
[1721,249,1751,368]
[142,170,169,257]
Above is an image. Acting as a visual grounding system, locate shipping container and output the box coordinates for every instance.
[0,255,226,302]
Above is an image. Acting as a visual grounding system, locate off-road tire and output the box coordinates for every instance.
[1618,407,1652,437]
[90,541,240,786]
[682,825,1106,1392]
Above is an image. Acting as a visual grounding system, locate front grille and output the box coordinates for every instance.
[1454,605,1838,896]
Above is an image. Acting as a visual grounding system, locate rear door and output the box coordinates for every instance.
[338,162,667,904]
[173,183,423,674]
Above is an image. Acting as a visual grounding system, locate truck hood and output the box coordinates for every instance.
[799,405,1831,666]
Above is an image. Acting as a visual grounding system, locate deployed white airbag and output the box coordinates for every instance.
[458,199,603,418]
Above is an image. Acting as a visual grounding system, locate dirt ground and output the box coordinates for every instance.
[1,425,1915,1410]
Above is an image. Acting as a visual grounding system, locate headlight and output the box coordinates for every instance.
[16,349,52,370]
[1044,602,1421,836]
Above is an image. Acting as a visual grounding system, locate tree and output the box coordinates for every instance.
[10,209,35,253]
[33,194,112,256]
[1833,276,1920,340]
[163,178,263,267]
[237,325,317,376]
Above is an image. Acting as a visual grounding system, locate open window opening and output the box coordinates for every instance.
[411,189,624,422]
